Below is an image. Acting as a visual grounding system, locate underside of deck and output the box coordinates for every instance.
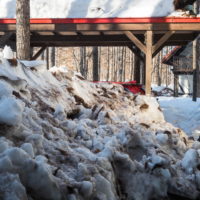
[0,17,199,95]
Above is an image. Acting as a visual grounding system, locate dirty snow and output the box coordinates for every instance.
[0,56,199,199]
[0,0,191,18]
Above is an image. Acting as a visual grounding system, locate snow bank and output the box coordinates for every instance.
[0,58,199,199]
[0,0,180,18]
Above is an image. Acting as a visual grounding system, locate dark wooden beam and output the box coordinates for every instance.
[31,46,46,60]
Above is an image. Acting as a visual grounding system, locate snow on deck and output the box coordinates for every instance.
[0,0,189,18]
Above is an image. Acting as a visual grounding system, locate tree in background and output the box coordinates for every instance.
[16,0,30,60]
[92,46,99,81]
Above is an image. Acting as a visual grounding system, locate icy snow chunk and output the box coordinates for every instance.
[95,174,116,200]
[26,134,44,154]
[148,154,168,169]
[2,46,14,59]
[54,104,65,120]
[24,161,62,200]
[0,97,24,126]
[0,173,28,200]
[135,96,164,123]
[4,147,30,166]
[21,143,35,158]
[182,149,198,174]
[0,156,13,173]
[35,155,48,163]
[0,81,12,98]
[0,140,9,153]
[80,181,93,198]
[156,133,168,145]
[20,60,45,69]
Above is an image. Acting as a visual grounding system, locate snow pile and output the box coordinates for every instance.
[159,97,200,136]
[0,0,184,18]
[0,59,200,199]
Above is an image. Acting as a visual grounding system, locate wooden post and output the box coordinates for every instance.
[16,0,30,60]
[145,31,153,96]
[193,38,197,101]
[192,1,199,101]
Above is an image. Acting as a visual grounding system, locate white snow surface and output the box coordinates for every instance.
[0,59,200,199]
[159,97,200,136]
[0,0,181,18]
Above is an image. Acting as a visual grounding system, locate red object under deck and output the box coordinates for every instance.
[0,17,200,24]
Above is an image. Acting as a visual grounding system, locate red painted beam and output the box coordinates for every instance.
[0,17,200,24]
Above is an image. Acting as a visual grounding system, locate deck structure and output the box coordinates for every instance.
[0,17,199,95]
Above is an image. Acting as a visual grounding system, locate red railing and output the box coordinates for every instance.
[0,17,200,24]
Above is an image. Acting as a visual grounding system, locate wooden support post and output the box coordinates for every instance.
[192,1,199,102]
[145,31,153,96]
[193,38,198,101]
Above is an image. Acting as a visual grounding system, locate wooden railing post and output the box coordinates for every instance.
[145,31,153,96]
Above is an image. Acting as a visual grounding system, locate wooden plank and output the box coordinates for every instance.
[31,42,133,47]
[193,38,198,101]
[125,31,146,54]
[0,23,200,32]
[30,34,130,42]
[145,31,153,96]
[153,31,175,54]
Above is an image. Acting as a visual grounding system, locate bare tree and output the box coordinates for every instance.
[16,0,30,60]
[92,46,99,81]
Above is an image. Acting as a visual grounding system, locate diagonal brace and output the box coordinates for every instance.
[152,31,175,54]
[125,31,146,54]
[31,46,46,60]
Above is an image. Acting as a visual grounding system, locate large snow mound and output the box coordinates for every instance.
[0,0,176,18]
[0,58,200,199]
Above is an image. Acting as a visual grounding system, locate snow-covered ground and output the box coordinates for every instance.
[0,0,194,18]
[159,97,200,136]
[0,53,200,199]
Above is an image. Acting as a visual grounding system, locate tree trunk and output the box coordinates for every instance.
[80,47,86,78]
[134,49,141,83]
[92,46,99,81]
[16,0,30,60]
[193,1,200,101]
[49,47,55,68]
[107,47,110,81]
[46,48,49,70]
